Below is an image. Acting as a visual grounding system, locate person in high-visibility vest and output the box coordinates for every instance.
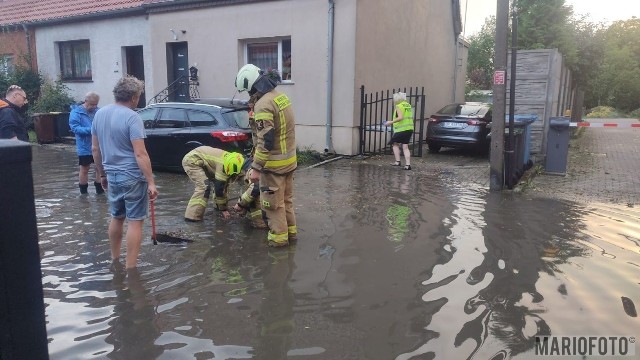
[235,64,297,247]
[182,146,245,221]
[384,92,414,170]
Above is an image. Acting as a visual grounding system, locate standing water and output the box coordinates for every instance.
[30,146,639,359]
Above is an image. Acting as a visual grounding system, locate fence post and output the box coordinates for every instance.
[0,140,50,360]
[359,85,365,155]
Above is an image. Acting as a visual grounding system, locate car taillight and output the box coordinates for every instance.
[467,120,487,126]
[211,131,250,142]
[429,117,439,122]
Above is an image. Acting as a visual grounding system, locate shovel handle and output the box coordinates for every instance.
[150,200,157,245]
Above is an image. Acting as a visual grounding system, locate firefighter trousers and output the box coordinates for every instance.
[183,159,210,221]
[260,171,297,245]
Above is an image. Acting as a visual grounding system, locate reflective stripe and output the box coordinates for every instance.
[241,192,253,203]
[265,154,297,169]
[254,151,269,162]
[255,112,273,121]
[188,198,207,207]
[267,231,289,243]
[279,110,287,153]
[288,225,297,235]
[215,197,227,205]
[250,209,262,219]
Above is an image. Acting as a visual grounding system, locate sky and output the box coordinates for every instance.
[461,0,640,37]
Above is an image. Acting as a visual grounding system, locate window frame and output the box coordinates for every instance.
[58,40,92,81]
[244,37,292,83]
[0,54,14,76]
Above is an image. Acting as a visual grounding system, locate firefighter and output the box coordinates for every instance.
[182,146,245,222]
[235,64,297,247]
[233,97,268,229]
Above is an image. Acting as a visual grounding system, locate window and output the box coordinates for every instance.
[0,55,14,76]
[246,38,292,81]
[138,108,158,129]
[157,108,187,128]
[188,110,217,127]
[59,40,92,80]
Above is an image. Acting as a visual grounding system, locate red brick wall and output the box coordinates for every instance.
[0,27,38,70]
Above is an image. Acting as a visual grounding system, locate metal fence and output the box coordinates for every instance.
[358,85,425,157]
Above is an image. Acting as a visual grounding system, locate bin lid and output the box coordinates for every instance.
[505,114,538,124]
[549,117,570,129]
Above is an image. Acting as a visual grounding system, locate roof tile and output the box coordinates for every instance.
[0,0,145,26]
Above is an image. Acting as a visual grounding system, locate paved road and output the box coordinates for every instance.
[531,118,640,206]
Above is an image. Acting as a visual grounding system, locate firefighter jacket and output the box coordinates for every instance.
[182,146,232,210]
[393,100,414,133]
[252,90,297,174]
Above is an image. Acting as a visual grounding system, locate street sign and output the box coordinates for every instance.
[493,70,505,85]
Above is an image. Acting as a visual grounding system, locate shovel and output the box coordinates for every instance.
[150,201,195,244]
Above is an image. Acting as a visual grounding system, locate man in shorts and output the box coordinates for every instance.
[69,91,103,194]
[92,76,158,269]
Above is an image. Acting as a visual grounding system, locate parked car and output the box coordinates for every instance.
[137,98,253,171]
[426,102,492,154]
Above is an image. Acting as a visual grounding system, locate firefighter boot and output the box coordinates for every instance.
[288,225,298,243]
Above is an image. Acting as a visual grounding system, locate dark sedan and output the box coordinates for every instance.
[138,99,253,171]
[426,102,492,154]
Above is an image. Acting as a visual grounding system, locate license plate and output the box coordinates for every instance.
[442,122,465,129]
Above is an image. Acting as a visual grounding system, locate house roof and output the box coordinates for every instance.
[0,0,146,26]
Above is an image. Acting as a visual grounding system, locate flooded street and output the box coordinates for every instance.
[32,145,639,359]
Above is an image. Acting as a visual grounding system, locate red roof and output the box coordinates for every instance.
[0,0,146,26]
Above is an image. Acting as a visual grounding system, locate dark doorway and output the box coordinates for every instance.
[166,42,189,102]
[125,46,146,108]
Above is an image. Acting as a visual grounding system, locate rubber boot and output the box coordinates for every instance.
[94,181,105,195]
[79,183,89,194]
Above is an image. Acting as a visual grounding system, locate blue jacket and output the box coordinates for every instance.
[69,103,98,156]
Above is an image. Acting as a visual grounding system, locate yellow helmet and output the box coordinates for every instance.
[223,152,245,176]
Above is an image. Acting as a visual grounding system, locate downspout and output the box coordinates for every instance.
[325,0,335,154]
[21,24,33,70]
[452,37,458,102]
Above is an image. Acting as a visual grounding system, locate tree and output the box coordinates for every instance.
[466,16,496,90]
[587,18,640,111]
[516,0,577,66]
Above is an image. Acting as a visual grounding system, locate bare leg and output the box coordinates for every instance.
[402,144,411,166]
[124,220,144,269]
[392,143,401,163]
[93,164,102,183]
[109,217,125,262]
[79,164,90,185]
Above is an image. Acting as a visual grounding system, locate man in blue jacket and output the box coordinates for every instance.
[69,91,103,194]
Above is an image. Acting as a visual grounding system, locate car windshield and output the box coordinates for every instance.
[222,108,250,129]
[438,104,489,116]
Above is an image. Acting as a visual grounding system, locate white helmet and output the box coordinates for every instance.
[235,64,262,93]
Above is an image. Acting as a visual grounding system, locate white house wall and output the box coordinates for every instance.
[34,16,152,106]
[354,0,463,149]
[147,0,358,154]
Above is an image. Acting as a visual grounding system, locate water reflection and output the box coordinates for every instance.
[29,147,640,359]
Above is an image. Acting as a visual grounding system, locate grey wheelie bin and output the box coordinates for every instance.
[545,117,571,175]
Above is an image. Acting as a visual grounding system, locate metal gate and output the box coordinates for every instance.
[358,85,425,156]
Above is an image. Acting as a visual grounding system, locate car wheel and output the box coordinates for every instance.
[428,143,441,153]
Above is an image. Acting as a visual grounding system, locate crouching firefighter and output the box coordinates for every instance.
[182,146,245,221]
[235,64,298,247]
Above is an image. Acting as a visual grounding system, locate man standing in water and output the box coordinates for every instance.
[92,76,158,269]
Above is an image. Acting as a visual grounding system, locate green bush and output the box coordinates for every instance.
[31,78,75,114]
[585,106,621,118]
[629,108,640,119]
[0,65,42,104]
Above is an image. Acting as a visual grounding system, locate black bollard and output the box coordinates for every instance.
[0,140,49,360]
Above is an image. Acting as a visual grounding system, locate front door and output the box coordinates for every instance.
[166,42,189,102]
[125,46,146,107]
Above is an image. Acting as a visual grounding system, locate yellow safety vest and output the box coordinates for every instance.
[393,101,414,133]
